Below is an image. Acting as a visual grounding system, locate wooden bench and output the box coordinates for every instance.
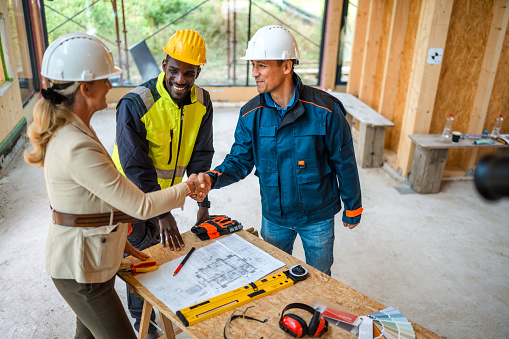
[409,134,509,193]
[330,92,395,168]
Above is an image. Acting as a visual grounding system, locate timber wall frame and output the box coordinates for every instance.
[347,0,509,178]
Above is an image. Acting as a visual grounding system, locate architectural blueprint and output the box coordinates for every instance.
[136,234,285,312]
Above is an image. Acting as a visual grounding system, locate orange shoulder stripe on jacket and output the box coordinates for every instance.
[345,207,363,218]
[299,100,332,112]
[242,106,263,117]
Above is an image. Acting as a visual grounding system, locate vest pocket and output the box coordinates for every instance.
[79,225,124,272]
[146,129,173,166]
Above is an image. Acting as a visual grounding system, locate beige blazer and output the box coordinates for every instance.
[44,113,187,283]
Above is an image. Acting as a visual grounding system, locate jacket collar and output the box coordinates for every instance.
[275,73,305,128]
[69,112,115,163]
[69,112,97,139]
[156,71,196,108]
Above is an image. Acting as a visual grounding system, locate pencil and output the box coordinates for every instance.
[173,247,196,276]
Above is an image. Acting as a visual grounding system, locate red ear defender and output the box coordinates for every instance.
[279,303,328,337]
[308,311,328,336]
[281,313,307,337]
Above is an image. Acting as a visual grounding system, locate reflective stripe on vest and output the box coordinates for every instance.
[155,166,187,180]
[112,72,207,190]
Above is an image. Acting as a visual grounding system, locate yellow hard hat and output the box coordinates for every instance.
[163,29,207,66]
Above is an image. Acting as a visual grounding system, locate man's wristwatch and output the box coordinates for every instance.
[197,201,210,208]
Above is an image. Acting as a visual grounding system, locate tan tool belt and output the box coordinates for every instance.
[52,208,139,227]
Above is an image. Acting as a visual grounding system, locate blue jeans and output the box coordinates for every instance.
[261,216,335,276]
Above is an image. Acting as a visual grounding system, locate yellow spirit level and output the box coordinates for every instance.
[176,265,308,326]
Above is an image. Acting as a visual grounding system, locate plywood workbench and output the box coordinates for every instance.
[118,230,441,338]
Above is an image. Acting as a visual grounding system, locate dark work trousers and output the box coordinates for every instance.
[52,276,137,339]
[126,217,160,334]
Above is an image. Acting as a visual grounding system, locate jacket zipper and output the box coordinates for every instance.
[170,107,184,186]
[167,130,174,165]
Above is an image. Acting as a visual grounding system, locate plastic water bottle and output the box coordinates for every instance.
[442,114,453,139]
[491,114,503,138]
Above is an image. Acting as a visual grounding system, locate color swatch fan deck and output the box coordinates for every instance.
[368,306,415,339]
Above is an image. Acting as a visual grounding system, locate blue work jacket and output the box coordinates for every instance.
[210,74,362,226]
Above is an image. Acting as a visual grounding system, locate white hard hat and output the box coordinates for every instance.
[241,25,300,61]
[41,33,122,81]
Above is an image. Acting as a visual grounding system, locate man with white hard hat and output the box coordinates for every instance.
[200,25,363,276]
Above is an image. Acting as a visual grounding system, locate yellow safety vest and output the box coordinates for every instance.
[112,72,208,189]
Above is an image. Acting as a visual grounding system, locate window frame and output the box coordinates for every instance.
[0,12,15,96]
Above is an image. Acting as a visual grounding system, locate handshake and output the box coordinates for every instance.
[184,173,214,202]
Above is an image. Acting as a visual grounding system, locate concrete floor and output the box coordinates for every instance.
[0,106,508,339]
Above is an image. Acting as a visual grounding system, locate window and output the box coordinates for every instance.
[0,30,6,83]
[337,0,357,84]
[43,0,327,87]
[0,12,14,94]
[6,0,35,103]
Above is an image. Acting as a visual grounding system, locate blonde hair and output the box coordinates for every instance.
[24,81,82,167]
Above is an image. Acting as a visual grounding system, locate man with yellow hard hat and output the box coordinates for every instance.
[111,29,213,337]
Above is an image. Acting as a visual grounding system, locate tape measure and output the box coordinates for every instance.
[176,265,309,326]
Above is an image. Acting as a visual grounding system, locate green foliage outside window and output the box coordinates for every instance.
[0,33,14,82]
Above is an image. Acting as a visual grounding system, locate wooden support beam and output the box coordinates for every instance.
[467,0,509,132]
[372,0,394,111]
[378,0,411,122]
[320,0,344,91]
[395,0,454,177]
[346,0,370,96]
[358,0,385,106]
[460,0,509,170]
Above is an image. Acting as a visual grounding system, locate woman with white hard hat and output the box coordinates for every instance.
[24,33,208,338]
